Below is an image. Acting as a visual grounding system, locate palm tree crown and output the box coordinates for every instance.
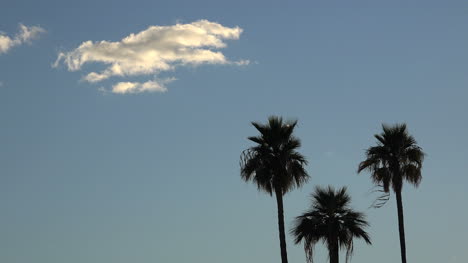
[357,123,424,194]
[240,116,309,195]
[291,186,371,263]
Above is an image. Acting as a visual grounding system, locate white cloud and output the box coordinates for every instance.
[111,78,175,94]
[0,24,45,54]
[54,20,248,94]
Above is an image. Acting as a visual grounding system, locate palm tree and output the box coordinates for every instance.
[358,123,424,263]
[240,116,309,263]
[291,186,371,263]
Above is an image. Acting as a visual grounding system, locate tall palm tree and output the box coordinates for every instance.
[291,186,371,263]
[358,123,424,263]
[240,116,309,263]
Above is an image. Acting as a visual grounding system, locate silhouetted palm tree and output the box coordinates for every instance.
[240,116,309,263]
[358,124,424,263]
[291,186,371,263]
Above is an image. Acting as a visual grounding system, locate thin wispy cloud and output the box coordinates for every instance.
[112,78,175,94]
[54,20,248,94]
[0,24,45,54]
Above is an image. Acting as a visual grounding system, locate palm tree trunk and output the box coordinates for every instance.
[329,243,339,263]
[275,188,288,263]
[395,190,407,263]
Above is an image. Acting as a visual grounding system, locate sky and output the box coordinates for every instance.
[1,0,467,262]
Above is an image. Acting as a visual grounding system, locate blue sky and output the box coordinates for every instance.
[1,0,467,262]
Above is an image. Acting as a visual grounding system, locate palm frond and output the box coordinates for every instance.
[369,187,391,209]
[402,164,422,187]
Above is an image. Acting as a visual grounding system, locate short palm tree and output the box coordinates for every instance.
[240,116,309,263]
[291,186,371,263]
[358,123,424,263]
